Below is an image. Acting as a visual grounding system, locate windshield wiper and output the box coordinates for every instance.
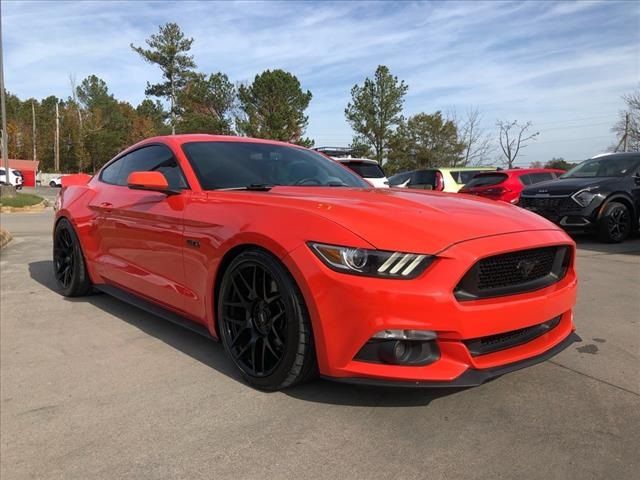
[217,184,274,191]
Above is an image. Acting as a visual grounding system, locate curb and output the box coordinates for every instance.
[0,228,12,249]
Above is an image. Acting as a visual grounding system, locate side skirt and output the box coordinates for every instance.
[95,284,216,341]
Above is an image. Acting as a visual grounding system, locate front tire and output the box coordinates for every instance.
[53,218,92,296]
[597,201,631,243]
[218,249,316,391]
[49,181,56,187]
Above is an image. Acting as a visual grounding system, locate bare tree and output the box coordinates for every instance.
[612,88,639,152]
[496,120,539,168]
[455,107,493,166]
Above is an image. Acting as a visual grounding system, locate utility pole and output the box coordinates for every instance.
[32,101,37,161]
[623,112,630,152]
[54,102,60,171]
[0,0,9,176]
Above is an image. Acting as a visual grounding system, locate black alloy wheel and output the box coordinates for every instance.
[598,202,631,243]
[53,218,92,296]
[218,249,316,390]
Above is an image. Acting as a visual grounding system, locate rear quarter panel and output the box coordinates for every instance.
[55,182,104,284]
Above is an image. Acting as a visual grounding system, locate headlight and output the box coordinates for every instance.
[571,188,598,207]
[308,242,434,279]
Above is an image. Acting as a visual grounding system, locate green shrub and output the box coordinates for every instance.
[0,193,44,207]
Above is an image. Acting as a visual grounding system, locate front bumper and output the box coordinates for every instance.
[324,332,580,387]
[519,195,601,231]
[284,229,577,385]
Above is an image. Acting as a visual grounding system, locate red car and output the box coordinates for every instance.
[459,168,565,204]
[54,135,578,390]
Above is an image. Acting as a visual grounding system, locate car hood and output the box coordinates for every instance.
[219,187,561,253]
[522,177,619,196]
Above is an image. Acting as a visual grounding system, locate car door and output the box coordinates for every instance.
[89,144,190,313]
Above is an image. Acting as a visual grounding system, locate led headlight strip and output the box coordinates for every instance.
[308,242,434,279]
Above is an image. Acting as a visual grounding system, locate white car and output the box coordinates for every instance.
[0,167,24,189]
[335,158,389,188]
[313,147,389,188]
[49,176,63,188]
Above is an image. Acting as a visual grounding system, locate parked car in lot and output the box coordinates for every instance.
[312,148,389,188]
[334,158,388,188]
[49,176,63,187]
[520,152,640,242]
[54,134,577,390]
[0,167,24,189]
[460,168,565,204]
[388,167,496,192]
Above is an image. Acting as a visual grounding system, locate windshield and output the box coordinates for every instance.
[182,142,369,190]
[342,161,385,179]
[561,156,640,178]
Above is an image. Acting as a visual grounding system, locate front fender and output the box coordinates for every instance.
[182,199,375,337]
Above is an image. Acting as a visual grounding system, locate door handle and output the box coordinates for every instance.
[99,202,113,212]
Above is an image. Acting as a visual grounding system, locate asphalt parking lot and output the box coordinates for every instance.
[1,210,639,480]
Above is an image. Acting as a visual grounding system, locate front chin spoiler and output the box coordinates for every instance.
[322,332,580,388]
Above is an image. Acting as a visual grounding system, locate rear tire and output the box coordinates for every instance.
[217,249,317,391]
[53,218,92,296]
[597,202,631,243]
[49,181,56,187]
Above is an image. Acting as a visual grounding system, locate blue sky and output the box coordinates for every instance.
[3,0,639,164]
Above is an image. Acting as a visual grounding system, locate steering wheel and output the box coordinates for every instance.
[293,178,322,186]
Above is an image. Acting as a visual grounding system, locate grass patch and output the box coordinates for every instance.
[0,193,44,207]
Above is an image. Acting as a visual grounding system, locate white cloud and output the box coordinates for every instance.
[3,0,639,162]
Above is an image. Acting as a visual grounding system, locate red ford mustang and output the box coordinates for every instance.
[54,135,578,390]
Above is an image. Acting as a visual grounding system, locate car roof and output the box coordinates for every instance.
[138,134,305,149]
[590,152,640,160]
[335,158,380,165]
[439,166,496,171]
[403,167,496,173]
[474,168,565,176]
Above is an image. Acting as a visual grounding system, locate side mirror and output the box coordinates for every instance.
[127,171,178,195]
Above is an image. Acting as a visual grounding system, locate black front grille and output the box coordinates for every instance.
[519,196,580,222]
[455,246,571,300]
[464,316,562,356]
[519,196,575,209]
[477,247,556,290]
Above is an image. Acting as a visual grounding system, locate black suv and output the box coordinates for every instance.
[520,153,640,242]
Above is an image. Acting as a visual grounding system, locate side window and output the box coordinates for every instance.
[0,169,5,176]
[529,173,554,184]
[101,145,188,189]
[519,174,532,185]
[412,170,436,186]
[100,156,126,185]
[122,145,188,190]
